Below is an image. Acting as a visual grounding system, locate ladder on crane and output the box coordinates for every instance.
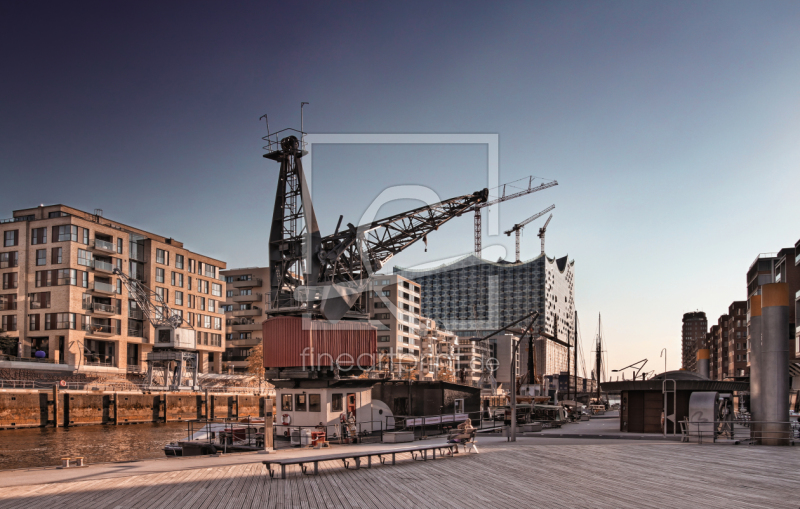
[504,204,555,263]
[471,176,557,258]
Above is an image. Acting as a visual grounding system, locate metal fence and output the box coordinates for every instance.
[390,410,503,438]
[682,419,800,445]
[272,420,385,450]
[0,378,274,395]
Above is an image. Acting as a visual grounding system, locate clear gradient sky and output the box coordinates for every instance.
[2,1,799,376]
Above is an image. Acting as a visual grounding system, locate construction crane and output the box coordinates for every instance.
[504,204,555,263]
[113,268,199,390]
[537,214,553,256]
[471,176,558,258]
[262,127,488,322]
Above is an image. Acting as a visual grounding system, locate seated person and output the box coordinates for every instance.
[448,418,474,443]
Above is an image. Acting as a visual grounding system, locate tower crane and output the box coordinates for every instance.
[537,213,553,256]
[113,268,199,390]
[470,176,558,258]
[504,204,555,263]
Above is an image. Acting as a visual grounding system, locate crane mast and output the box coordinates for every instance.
[471,177,557,258]
[504,204,555,262]
[538,214,553,256]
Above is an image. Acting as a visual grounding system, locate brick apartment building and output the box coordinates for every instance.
[369,274,423,377]
[0,205,226,374]
[220,267,269,373]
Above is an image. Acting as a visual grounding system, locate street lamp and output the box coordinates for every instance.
[660,348,667,375]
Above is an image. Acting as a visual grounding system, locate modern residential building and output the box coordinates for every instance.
[369,274,423,377]
[0,205,226,375]
[708,324,722,379]
[395,252,575,377]
[455,337,492,386]
[418,317,458,381]
[726,301,748,378]
[220,267,269,373]
[681,311,707,372]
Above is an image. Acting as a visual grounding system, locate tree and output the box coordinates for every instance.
[0,329,17,356]
[246,341,264,383]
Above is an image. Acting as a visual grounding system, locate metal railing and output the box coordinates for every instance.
[84,323,116,334]
[93,238,115,252]
[272,420,384,450]
[93,260,114,272]
[92,281,115,293]
[0,354,65,365]
[129,309,144,320]
[681,419,800,445]
[128,327,147,338]
[92,302,120,314]
[83,360,116,368]
[390,410,500,439]
[0,378,274,394]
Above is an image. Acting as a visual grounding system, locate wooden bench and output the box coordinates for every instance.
[263,444,458,479]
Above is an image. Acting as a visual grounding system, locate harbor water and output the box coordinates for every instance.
[0,422,188,470]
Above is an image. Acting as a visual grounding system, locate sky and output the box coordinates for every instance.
[2,1,800,376]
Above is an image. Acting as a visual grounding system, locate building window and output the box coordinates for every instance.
[0,294,16,311]
[332,393,343,412]
[29,314,40,331]
[56,269,77,286]
[31,227,47,245]
[36,249,46,266]
[51,247,62,264]
[205,264,216,278]
[82,228,89,245]
[3,230,19,247]
[209,299,215,313]
[156,268,165,283]
[378,335,390,342]
[45,313,75,330]
[188,259,195,273]
[204,315,211,329]
[308,394,321,412]
[175,291,183,306]
[202,280,209,294]
[214,317,221,330]
[175,254,184,269]
[77,249,92,267]
[29,292,51,309]
[1,314,17,331]
[281,394,293,411]
[226,290,233,297]
[295,394,307,412]
[381,290,390,297]
[0,251,18,268]
[199,297,206,311]
[2,272,18,290]
[187,276,192,291]
[211,283,221,297]
[56,225,77,242]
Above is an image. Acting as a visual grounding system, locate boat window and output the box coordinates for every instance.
[295,393,307,412]
[281,394,292,411]
[309,394,321,412]
[332,393,343,412]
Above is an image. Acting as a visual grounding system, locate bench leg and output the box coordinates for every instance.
[314,461,318,475]
[267,465,275,478]
[281,464,286,480]
[392,453,396,465]
[433,448,436,460]
[368,456,372,468]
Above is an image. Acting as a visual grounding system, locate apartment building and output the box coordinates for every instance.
[0,205,226,374]
[725,301,748,377]
[220,267,269,373]
[369,274,423,377]
[455,337,492,386]
[418,317,458,381]
[681,311,707,372]
[708,325,721,379]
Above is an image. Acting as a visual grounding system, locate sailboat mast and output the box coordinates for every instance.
[596,313,602,402]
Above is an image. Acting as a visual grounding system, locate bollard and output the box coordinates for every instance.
[60,458,71,469]
[73,457,85,467]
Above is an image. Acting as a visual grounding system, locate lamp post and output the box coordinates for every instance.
[660,348,667,375]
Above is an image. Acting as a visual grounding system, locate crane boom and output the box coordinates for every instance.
[538,213,553,256]
[503,204,555,263]
[113,268,189,330]
[472,177,557,257]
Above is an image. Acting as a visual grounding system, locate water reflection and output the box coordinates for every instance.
[0,423,188,470]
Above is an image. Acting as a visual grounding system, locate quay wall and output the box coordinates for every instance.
[0,389,271,429]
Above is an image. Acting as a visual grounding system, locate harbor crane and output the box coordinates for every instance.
[471,176,558,258]
[504,204,555,263]
[537,213,553,256]
[113,268,199,390]
[262,125,488,321]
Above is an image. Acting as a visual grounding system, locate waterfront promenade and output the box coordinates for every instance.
[0,436,797,509]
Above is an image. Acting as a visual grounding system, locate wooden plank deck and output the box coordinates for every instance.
[0,442,797,509]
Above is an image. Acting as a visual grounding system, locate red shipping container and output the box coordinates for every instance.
[263,316,377,369]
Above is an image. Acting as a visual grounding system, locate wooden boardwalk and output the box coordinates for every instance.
[0,441,797,508]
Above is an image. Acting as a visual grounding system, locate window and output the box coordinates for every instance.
[77,249,92,267]
[332,393,343,412]
[209,299,215,313]
[83,271,89,288]
[2,272,18,290]
[202,280,209,294]
[0,251,18,268]
[116,279,121,294]
[156,249,168,265]
[226,290,233,297]
[309,394,321,412]
[175,273,183,287]
[48,211,67,218]
[156,268,165,283]
[51,247,62,264]
[381,290,390,297]
[117,238,123,254]
[295,394,307,412]
[57,269,77,286]
[29,292,50,309]
[3,230,18,247]
[36,249,46,266]
[211,283,221,297]
[171,271,175,286]
[205,264,216,278]
[204,315,211,329]
[29,314,40,331]
[378,335,390,342]
[1,315,17,331]
[281,394,293,411]
[82,228,89,245]
[0,294,16,311]
[45,313,75,330]
[31,227,47,245]
[199,297,206,311]
[156,287,167,303]
[175,254,184,269]
[188,259,195,273]
[187,276,192,291]
[175,291,183,306]
[187,294,194,308]
[214,317,221,330]
[55,225,78,242]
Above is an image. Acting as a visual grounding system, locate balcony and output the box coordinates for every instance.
[128,327,148,339]
[93,260,114,273]
[233,307,261,317]
[129,308,144,320]
[92,302,119,315]
[232,278,262,289]
[84,323,115,336]
[91,281,116,295]
[231,321,262,332]
[92,238,115,253]
[233,292,261,303]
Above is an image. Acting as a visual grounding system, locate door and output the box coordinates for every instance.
[347,393,356,419]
